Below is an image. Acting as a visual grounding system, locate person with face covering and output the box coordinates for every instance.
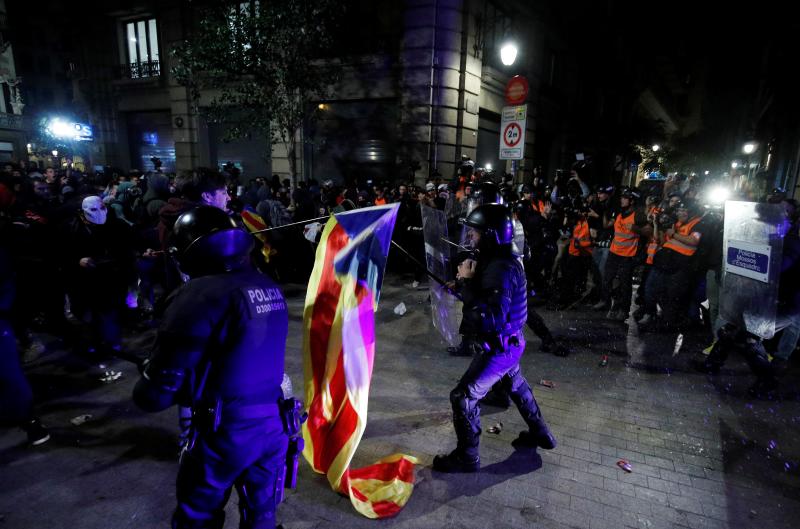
[61,196,137,359]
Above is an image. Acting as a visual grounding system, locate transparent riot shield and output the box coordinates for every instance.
[421,205,461,346]
[720,201,785,339]
[512,218,526,259]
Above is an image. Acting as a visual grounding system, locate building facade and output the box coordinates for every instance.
[9,0,583,184]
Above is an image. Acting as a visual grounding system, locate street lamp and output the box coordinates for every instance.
[704,170,710,175]
[500,43,518,66]
[742,142,757,155]
[52,150,58,157]
[652,144,661,152]
[731,161,739,169]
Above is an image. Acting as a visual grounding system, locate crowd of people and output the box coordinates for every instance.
[0,156,798,448]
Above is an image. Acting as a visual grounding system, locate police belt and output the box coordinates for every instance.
[477,330,522,351]
[220,403,280,422]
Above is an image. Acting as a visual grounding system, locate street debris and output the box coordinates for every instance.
[393,302,407,316]
[487,422,503,434]
[539,379,556,388]
[100,370,123,383]
[70,414,93,426]
[617,459,632,472]
[599,355,609,367]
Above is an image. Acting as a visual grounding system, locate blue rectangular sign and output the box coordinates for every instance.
[725,240,771,283]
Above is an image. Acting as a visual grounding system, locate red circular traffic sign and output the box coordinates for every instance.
[503,123,522,147]
[505,75,529,105]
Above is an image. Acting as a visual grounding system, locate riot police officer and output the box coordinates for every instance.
[134,206,299,529]
[433,204,556,473]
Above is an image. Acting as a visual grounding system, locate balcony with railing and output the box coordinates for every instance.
[118,60,161,80]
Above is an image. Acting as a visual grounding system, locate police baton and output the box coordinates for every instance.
[390,240,462,301]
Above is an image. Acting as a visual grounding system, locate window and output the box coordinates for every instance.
[123,18,160,78]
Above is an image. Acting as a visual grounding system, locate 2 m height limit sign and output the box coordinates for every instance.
[499,104,527,160]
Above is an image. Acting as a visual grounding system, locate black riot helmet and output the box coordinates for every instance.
[172,206,254,277]
[463,203,514,245]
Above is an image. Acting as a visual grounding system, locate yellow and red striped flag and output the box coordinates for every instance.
[241,207,276,263]
[302,203,418,518]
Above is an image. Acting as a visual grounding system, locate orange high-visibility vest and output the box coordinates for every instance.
[374,197,387,206]
[663,216,702,256]
[531,199,546,216]
[645,239,658,265]
[569,220,593,256]
[610,211,639,257]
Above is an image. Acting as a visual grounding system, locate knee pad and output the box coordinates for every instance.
[450,387,478,421]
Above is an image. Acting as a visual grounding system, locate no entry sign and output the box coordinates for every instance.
[499,104,527,160]
[505,75,529,105]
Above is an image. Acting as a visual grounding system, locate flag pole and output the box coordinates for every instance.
[390,240,462,300]
[249,215,331,234]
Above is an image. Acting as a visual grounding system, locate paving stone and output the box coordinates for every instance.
[646,476,683,495]
[634,485,668,505]
[1,277,798,529]
[668,494,705,515]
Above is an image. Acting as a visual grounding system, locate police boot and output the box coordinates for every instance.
[507,387,556,450]
[432,449,480,473]
[694,324,737,374]
[448,338,477,357]
[435,389,481,472]
[541,338,569,357]
[742,338,779,398]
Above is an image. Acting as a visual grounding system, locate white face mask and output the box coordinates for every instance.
[82,196,107,225]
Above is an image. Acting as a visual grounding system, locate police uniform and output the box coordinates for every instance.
[134,207,294,529]
[433,204,556,473]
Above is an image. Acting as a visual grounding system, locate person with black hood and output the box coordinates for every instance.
[158,169,230,293]
[62,195,137,358]
[139,172,171,225]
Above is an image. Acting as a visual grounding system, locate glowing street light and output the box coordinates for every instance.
[485,163,493,171]
[742,142,757,155]
[704,170,710,175]
[652,144,661,152]
[731,161,739,169]
[52,150,58,157]
[500,43,518,66]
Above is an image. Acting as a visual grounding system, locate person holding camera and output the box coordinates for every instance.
[134,206,300,529]
[593,187,651,321]
[640,199,706,333]
[559,198,594,307]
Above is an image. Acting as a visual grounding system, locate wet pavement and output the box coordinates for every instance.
[1,276,799,529]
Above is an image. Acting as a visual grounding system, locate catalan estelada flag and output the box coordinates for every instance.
[302,203,418,518]
[241,207,276,263]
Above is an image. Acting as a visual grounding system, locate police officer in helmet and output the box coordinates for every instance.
[134,206,298,529]
[433,203,557,473]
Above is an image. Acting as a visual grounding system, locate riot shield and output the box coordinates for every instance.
[421,205,461,346]
[512,218,526,259]
[720,201,784,339]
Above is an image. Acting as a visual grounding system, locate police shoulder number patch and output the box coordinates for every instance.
[241,286,287,318]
